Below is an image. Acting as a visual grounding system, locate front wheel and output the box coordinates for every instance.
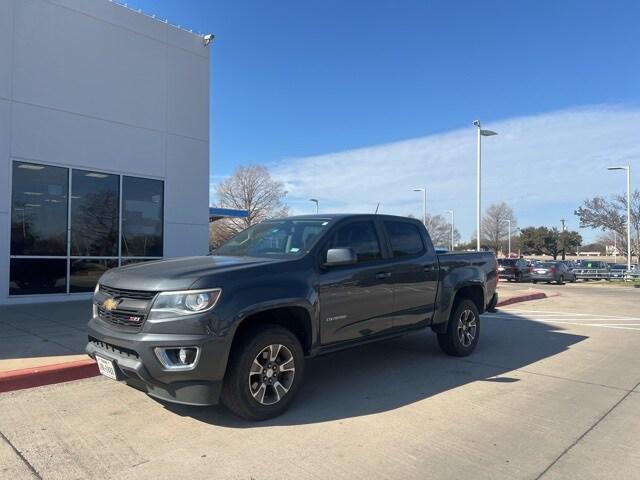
[437,299,480,357]
[222,325,304,421]
[558,275,565,285]
[532,280,538,284]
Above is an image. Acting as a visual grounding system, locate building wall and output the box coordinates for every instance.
[0,0,210,303]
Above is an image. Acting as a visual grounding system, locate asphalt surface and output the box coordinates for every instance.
[1,283,639,480]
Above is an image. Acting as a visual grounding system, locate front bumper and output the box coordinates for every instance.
[86,317,231,406]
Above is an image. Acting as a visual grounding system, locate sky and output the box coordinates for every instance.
[127,0,640,241]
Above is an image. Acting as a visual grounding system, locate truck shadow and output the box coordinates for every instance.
[161,311,587,427]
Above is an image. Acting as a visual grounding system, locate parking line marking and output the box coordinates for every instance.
[484,311,640,332]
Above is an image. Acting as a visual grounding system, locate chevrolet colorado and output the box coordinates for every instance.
[86,214,498,420]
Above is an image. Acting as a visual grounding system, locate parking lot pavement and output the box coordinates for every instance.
[1,288,639,480]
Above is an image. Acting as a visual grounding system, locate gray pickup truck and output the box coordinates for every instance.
[86,214,498,420]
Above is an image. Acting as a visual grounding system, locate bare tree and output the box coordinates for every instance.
[481,202,517,254]
[211,165,289,247]
[406,213,460,247]
[575,191,640,260]
[425,214,461,247]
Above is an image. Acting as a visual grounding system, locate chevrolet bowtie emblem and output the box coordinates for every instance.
[102,298,119,311]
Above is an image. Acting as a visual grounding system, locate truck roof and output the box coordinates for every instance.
[269,213,420,222]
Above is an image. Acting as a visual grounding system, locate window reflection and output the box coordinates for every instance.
[10,259,67,295]
[10,162,68,255]
[121,176,164,257]
[9,161,165,296]
[70,170,119,256]
[70,259,118,293]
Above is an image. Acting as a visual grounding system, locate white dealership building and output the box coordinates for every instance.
[0,0,211,303]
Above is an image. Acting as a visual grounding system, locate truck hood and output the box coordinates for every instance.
[99,255,279,292]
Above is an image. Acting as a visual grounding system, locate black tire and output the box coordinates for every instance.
[532,280,538,284]
[437,298,480,357]
[558,275,564,285]
[515,273,522,283]
[221,325,304,421]
[571,275,576,283]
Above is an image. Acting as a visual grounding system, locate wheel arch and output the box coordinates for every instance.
[229,304,314,357]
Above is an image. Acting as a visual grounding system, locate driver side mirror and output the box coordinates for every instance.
[325,247,357,267]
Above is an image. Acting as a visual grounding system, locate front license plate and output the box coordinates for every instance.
[96,356,118,380]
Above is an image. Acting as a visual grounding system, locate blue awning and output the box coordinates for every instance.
[209,207,249,220]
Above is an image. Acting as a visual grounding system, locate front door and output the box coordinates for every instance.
[318,220,396,344]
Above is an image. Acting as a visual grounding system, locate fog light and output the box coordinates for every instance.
[154,346,200,370]
[179,348,188,364]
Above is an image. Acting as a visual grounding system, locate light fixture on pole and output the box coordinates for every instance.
[473,120,498,251]
[445,210,454,251]
[608,165,631,273]
[413,188,427,226]
[505,219,511,258]
[309,198,319,214]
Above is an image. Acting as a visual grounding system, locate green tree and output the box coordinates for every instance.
[519,226,582,260]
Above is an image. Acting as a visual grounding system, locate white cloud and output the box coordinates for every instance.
[272,105,640,240]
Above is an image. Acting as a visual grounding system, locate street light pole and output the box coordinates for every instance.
[506,219,511,258]
[309,198,319,214]
[608,165,631,273]
[413,188,426,226]
[445,210,454,251]
[473,120,497,251]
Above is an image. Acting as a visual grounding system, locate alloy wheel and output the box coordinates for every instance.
[457,309,477,348]
[248,344,295,406]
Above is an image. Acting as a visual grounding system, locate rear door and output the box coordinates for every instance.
[382,219,439,329]
[317,219,396,344]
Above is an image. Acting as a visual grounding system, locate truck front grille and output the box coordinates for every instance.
[96,306,146,328]
[96,285,157,330]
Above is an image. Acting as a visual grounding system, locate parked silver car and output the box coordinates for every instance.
[531,261,576,285]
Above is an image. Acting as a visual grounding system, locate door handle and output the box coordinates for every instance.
[423,265,436,272]
[375,271,391,279]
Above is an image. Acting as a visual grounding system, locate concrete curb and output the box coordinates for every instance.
[0,359,98,394]
[496,291,558,308]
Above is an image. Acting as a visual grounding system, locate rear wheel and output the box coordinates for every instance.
[532,280,538,284]
[222,325,304,421]
[437,299,480,357]
[515,273,522,283]
[558,275,565,285]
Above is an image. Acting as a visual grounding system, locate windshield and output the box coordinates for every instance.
[537,262,556,267]
[498,259,516,265]
[214,219,330,258]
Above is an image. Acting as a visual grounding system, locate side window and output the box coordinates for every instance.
[384,221,425,257]
[325,221,382,264]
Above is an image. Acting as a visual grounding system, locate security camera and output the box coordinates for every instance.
[472,120,480,127]
[203,33,214,46]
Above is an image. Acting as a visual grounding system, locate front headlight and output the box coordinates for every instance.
[149,288,221,318]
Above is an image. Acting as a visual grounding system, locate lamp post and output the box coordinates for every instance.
[607,165,631,273]
[413,188,427,226]
[445,209,454,251]
[506,219,511,258]
[309,198,319,214]
[473,120,498,251]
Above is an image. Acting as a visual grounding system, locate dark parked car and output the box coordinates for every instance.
[497,258,530,282]
[531,261,576,284]
[573,260,610,281]
[86,214,498,420]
